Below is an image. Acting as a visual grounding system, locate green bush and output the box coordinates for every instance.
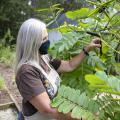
[0,47,15,67]
[0,29,15,67]
[48,0,120,120]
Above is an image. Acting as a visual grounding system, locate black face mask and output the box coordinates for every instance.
[39,40,50,55]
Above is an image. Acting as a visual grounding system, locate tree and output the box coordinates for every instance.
[0,0,33,40]
[48,0,120,119]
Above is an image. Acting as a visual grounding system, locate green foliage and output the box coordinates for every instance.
[0,28,14,48]
[49,0,120,119]
[0,47,15,67]
[0,75,5,90]
[87,0,114,19]
[51,86,120,120]
[96,71,120,93]
[51,85,100,120]
[60,62,94,96]
[66,8,91,20]
[35,0,86,24]
[97,94,120,120]
[36,3,64,25]
[0,29,15,67]
[87,52,106,70]
[85,71,120,95]
[49,31,87,58]
[49,0,120,75]
[0,0,33,38]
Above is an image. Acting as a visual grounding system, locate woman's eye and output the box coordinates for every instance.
[43,36,48,41]
[43,37,46,41]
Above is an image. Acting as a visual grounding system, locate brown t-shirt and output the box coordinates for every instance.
[16,59,61,116]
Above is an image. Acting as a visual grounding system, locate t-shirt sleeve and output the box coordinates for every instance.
[49,59,61,70]
[18,69,46,102]
[49,56,61,70]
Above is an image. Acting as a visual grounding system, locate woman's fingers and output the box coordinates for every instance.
[93,43,101,48]
[92,37,101,44]
[87,37,101,50]
[90,37,101,49]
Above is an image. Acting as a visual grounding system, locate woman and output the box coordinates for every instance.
[15,18,101,120]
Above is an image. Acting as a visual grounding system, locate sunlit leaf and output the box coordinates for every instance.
[66,8,91,20]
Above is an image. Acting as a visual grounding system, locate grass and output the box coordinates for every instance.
[0,75,5,90]
[0,46,15,67]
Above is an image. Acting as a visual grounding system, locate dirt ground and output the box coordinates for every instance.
[0,64,22,109]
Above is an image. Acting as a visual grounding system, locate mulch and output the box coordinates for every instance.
[0,90,12,104]
[0,64,22,110]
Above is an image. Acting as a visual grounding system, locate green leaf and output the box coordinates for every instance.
[102,43,109,54]
[62,102,76,114]
[85,74,106,85]
[86,0,99,6]
[51,96,64,108]
[88,100,96,113]
[58,85,65,96]
[95,71,108,81]
[101,0,114,6]
[108,76,120,92]
[68,88,78,102]
[35,8,50,12]
[78,92,87,106]
[114,106,120,112]
[71,106,83,119]
[81,110,90,119]
[79,23,90,28]
[66,8,91,20]
[88,7,100,17]
[58,100,69,112]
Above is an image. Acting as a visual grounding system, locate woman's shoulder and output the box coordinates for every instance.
[15,64,46,102]
[16,64,41,78]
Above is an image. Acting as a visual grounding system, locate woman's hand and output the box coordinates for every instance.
[57,37,102,73]
[85,37,101,52]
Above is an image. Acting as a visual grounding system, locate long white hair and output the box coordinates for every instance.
[15,18,46,74]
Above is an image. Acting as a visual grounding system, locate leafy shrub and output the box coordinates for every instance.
[48,0,120,120]
[0,29,15,67]
[0,47,15,67]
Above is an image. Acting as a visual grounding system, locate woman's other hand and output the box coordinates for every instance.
[85,37,101,52]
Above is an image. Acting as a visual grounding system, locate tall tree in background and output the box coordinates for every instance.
[0,0,87,42]
[0,0,33,39]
